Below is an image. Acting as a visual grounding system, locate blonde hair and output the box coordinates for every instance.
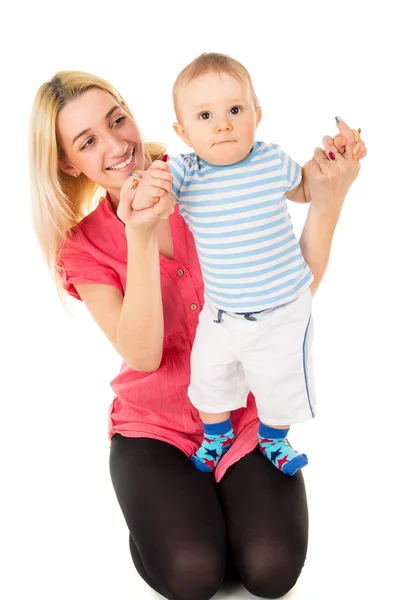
[172,52,260,117]
[29,70,166,294]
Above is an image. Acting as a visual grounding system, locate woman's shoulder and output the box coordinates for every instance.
[62,196,117,251]
[80,195,115,230]
[58,197,124,299]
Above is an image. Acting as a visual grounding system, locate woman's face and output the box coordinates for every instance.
[57,88,145,200]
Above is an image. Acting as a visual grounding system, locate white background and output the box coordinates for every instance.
[1,1,397,598]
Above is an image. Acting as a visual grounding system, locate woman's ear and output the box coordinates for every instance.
[173,122,191,147]
[58,158,80,178]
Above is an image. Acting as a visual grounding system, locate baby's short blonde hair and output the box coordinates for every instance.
[172,52,260,119]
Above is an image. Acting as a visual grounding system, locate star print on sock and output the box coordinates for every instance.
[221,436,234,448]
[269,448,283,463]
[205,448,220,461]
[258,423,308,477]
[277,455,290,469]
[191,418,235,473]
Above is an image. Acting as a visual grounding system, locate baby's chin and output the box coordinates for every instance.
[200,144,251,167]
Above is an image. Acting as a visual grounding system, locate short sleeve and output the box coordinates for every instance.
[167,155,187,201]
[58,233,123,301]
[272,144,302,192]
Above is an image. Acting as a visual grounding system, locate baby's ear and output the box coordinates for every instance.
[256,106,262,127]
[173,122,191,147]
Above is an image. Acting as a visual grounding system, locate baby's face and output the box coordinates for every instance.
[174,72,261,166]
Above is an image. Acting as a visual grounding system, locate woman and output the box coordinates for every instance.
[30,71,365,600]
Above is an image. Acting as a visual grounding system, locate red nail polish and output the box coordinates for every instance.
[358,128,361,134]
[328,151,336,161]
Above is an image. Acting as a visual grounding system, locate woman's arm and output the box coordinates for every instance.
[75,164,174,372]
[74,229,164,372]
[300,200,342,296]
[116,228,163,371]
[300,120,363,295]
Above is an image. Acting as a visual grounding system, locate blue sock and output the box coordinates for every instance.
[191,418,235,473]
[258,422,308,476]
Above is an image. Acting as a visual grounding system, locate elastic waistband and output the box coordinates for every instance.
[235,309,265,315]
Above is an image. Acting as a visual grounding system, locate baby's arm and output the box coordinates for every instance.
[286,174,308,203]
[167,155,186,202]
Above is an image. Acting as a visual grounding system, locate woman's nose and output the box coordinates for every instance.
[106,135,128,158]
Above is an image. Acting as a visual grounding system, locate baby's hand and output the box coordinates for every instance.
[130,160,173,211]
[331,121,367,160]
[118,161,173,227]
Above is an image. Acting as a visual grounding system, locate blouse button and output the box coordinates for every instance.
[177,268,185,276]
[189,303,198,311]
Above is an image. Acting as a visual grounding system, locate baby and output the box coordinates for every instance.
[133,52,361,475]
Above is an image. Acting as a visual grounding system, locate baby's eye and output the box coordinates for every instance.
[80,137,95,151]
[230,106,241,115]
[199,112,212,120]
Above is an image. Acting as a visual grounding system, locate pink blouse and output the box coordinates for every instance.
[58,194,260,482]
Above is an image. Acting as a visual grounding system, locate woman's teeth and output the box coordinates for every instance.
[109,153,133,170]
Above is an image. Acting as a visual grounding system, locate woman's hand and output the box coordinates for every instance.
[302,119,367,204]
[309,120,363,212]
[118,160,175,229]
[329,118,367,161]
[302,119,366,211]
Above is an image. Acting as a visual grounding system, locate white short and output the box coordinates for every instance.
[188,288,315,426]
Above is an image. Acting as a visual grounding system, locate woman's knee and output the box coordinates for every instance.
[160,547,224,600]
[239,541,307,599]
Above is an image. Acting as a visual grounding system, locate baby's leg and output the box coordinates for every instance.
[241,289,315,476]
[191,410,235,473]
[188,302,249,473]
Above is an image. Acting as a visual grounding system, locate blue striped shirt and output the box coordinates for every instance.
[168,142,313,312]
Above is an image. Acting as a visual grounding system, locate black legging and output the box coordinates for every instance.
[109,435,308,600]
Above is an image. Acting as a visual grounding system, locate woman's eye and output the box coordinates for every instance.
[230,106,241,115]
[113,116,126,127]
[80,137,95,151]
[199,112,211,120]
